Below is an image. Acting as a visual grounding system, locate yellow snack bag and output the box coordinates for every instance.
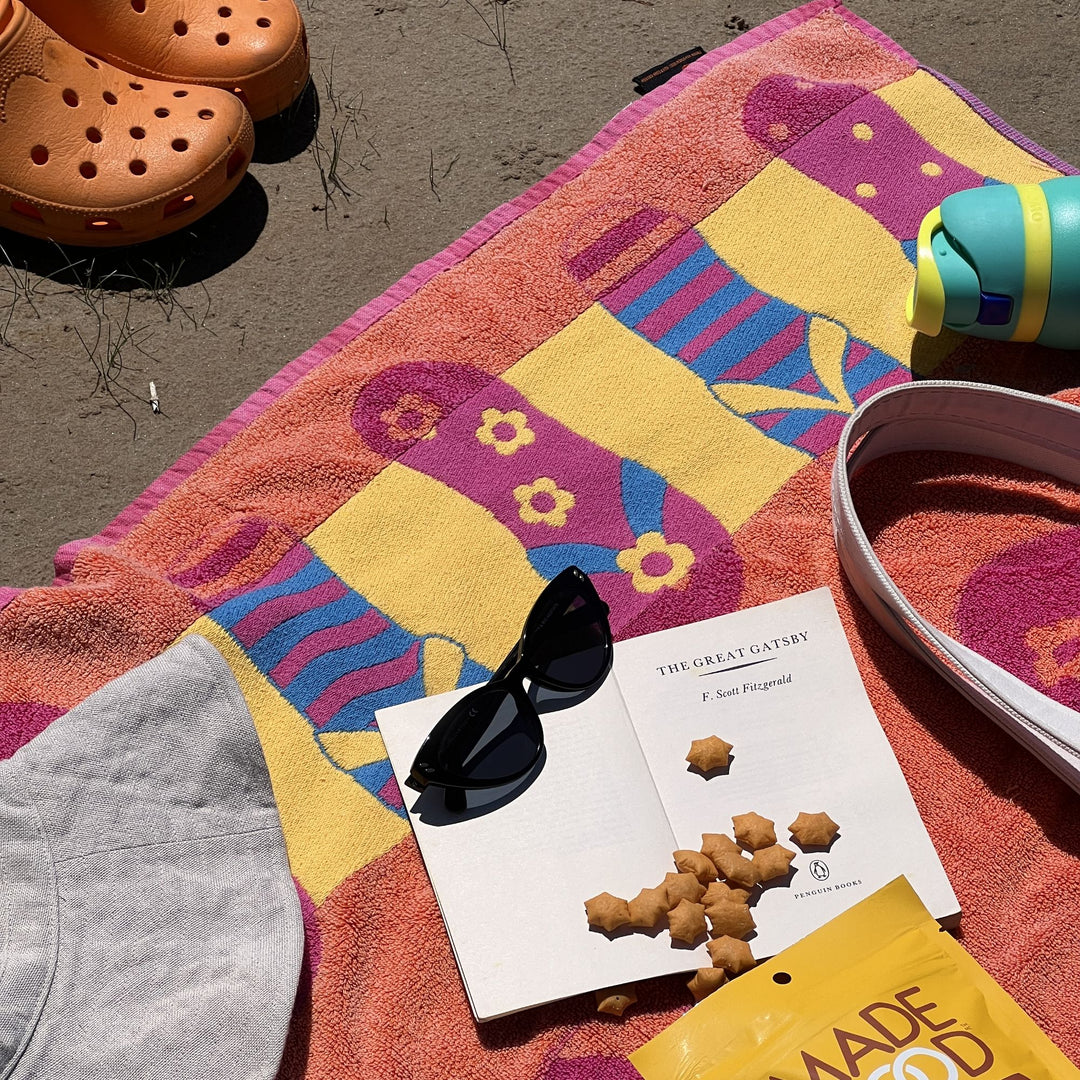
[631,878,1078,1080]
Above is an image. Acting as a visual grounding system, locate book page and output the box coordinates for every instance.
[612,587,959,960]
[377,677,698,1022]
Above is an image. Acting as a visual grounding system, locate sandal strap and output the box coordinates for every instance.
[0,1,51,123]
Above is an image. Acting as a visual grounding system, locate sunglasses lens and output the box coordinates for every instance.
[527,590,610,689]
[436,685,542,784]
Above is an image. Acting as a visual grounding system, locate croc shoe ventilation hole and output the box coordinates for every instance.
[163,193,196,217]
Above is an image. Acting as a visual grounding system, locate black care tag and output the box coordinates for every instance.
[632,47,706,95]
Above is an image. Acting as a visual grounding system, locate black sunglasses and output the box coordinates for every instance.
[404,566,612,809]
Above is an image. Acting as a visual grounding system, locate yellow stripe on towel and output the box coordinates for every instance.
[308,463,544,671]
[696,158,949,367]
[504,305,807,533]
[875,71,1061,185]
[318,729,393,772]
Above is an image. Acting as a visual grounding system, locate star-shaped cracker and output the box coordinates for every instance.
[584,892,630,932]
[687,967,727,1002]
[701,832,741,865]
[664,871,706,906]
[707,935,756,975]
[702,880,751,906]
[627,885,670,928]
[752,843,796,882]
[686,735,733,772]
[673,848,718,884]
[667,898,707,944]
[712,849,761,890]
[789,811,840,847]
[704,899,756,939]
[732,811,776,850]
[595,984,637,1016]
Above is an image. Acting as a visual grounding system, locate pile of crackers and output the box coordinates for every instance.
[586,810,839,1010]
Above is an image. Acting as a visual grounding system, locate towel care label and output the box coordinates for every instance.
[632,47,705,94]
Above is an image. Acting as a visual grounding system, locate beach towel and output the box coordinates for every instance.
[2,2,1079,1076]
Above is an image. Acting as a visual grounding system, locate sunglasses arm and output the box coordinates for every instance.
[490,642,521,683]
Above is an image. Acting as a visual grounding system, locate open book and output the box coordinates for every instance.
[377,588,959,1022]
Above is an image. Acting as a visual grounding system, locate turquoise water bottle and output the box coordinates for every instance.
[907,175,1080,348]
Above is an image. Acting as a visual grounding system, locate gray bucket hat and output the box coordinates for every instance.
[0,635,304,1080]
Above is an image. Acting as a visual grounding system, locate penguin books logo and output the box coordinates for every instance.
[810,859,830,881]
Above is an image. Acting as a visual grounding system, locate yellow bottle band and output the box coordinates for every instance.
[906,207,945,336]
[1012,183,1052,342]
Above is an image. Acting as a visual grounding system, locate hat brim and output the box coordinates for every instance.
[0,635,303,1080]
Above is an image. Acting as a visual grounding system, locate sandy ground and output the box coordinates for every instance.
[1,0,1078,588]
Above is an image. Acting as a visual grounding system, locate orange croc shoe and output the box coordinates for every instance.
[0,0,253,246]
[24,0,309,122]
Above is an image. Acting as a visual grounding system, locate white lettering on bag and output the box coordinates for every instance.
[868,1047,960,1080]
